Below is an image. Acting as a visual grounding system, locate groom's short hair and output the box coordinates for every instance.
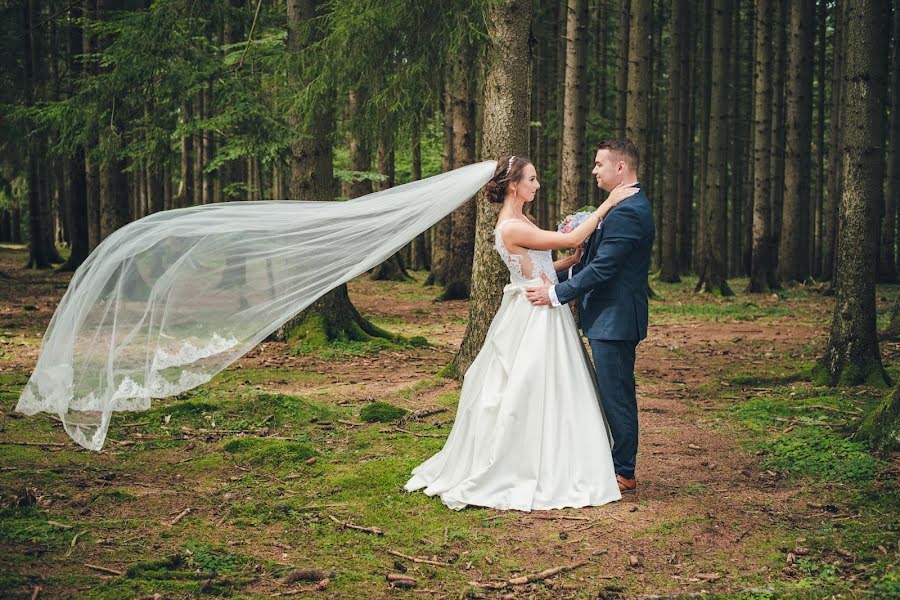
[598,139,640,173]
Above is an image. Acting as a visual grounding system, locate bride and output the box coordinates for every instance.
[405,156,638,511]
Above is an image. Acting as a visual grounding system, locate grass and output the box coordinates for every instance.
[2,251,898,599]
[717,359,898,596]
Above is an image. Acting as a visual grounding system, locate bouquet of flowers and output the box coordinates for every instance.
[557,205,598,234]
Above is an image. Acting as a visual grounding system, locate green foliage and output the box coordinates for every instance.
[359,401,407,423]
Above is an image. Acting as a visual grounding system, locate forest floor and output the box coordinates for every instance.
[0,241,898,599]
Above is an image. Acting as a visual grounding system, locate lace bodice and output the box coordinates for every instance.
[494,219,559,285]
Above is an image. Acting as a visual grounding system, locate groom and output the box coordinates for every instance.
[526,139,655,494]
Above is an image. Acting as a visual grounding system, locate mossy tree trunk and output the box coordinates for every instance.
[855,383,900,451]
[884,292,900,339]
[816,0,891,387]
[278,0,389,347]
[447,0,532,380]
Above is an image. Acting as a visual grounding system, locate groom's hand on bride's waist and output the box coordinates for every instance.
[526,273,554,306]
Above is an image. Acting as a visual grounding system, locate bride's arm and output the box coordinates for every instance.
[503,184,639,251]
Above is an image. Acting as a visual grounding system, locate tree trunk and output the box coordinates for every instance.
[812,0,827,277]
[626,0,651,177]
[427,85,454,286]
[695,0,733,295]
[448,0,533,380]
[615,0,631,136]
[694,0,713,270]
[23,0,50,269]
[769,0,787,267]
[748,0,778,292]
[179,100,194,208]
[442,38,478,299]
[559,0,589,215]
[778,0,814,283]
[347,89,372,200]
[99,135,129,241]
[677,0,694,273]
[597,0,609,118]
[60,2,89,271]
[816,0,891,387]
[823,0,847,281]
[660,0,686,282]
[410,120,429,270]
[879,0,900,282]
[277,0,388,347]
[193,92,203,206]
[370,136,409,281]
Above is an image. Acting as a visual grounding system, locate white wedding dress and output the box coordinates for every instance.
[404,219,621,511]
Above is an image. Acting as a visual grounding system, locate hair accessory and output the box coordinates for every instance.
[505,156,515,175]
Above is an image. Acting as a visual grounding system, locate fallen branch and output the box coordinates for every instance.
[385,549,451,567]
[282,568,332,584]
[790,404,862,415]
[388,427,445,439]
[84,563,124,576]
[470,561,588,590]
[0,440,68,448]
[65,531,82,557]
[170,508,192,525]
[337,420,365,427]
[386,573,416,589]
[47,520,73,529]
[527,514,592,522]
[398,407,449,425]
[328,514,384,536]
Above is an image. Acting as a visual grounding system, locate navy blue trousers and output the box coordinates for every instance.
[588,339,638,479]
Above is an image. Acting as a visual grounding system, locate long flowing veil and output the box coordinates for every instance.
[16,161,497,451]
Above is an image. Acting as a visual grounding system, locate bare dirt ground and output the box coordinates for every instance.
[0,243,897,599]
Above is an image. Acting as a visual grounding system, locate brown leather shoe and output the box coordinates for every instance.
[617,474,637,494]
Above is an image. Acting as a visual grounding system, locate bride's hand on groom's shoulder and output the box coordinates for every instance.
[605,182,639,207]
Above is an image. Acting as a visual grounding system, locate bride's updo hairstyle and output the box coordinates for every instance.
[485,155,533,204]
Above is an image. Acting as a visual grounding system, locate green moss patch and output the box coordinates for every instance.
[359,401,407,423]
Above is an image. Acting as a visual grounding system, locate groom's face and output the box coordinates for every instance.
[592,149,623,192]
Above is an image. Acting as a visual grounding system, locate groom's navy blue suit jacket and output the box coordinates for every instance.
[555,185,655,341]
